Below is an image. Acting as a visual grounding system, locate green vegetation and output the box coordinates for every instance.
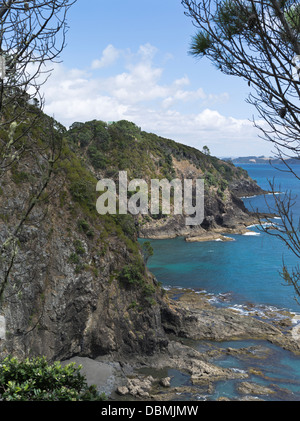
[0,356,106,401]
[118,258,156,303]
[66,119,248,194]
[73,239,85,256]
[77,219,94,238]
[55,139,98,217]
[119,261,145,286]
[141,241,154,264]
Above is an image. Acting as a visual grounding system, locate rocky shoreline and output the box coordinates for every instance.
[68,288,300,402]
[139,212,277,243]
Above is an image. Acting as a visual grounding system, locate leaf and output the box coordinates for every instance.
[190,31,213,56]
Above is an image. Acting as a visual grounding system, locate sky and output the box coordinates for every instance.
[41,0,276,158]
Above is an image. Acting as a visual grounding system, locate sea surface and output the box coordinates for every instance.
[140,162,300,401]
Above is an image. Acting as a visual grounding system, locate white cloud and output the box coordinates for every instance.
[91,44,120,69]
[42,43,271,157]
[137,43,158,62]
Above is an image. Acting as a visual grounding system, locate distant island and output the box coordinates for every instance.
[223,156,300,165]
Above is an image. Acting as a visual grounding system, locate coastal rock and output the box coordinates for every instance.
[0,116,270,365]
[159,377,171,387]
[162,289,300,355]
[228,178,267,198]
[185,232,235,242]
[116,386,129,396]
[136,149,265,242]
[190,360,247,385]
[117,375,155,398]
[236,382,275,396]
[162,291,282,342]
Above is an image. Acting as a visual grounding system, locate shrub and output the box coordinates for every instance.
[0,356,106,401]
[119,262,144,286]
[69,252,80,264]
[118,260,156,303]
[77,219,94,238]
[73,239,85,255]
[141,241,154,264]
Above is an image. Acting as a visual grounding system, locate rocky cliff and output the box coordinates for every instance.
[0,115,169,361]
[0,116,265,363]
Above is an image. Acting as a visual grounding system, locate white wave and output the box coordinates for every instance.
[229,303,296,322]
[195,289,209,295]
[291,313,300,324]
[229,305,251,316]
[243,231,260,236]
[261,222,276,227]
[207,296,219,303]
[241,194,258,199]
[232,368,247,374]
[214,236,235,242]
[196,395,210,401]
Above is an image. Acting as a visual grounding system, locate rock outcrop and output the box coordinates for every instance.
[109,289,300,401]
[161,289,300,354]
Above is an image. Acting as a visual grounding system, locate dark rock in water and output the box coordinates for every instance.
[236,381,275,396]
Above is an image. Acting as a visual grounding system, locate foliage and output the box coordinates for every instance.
[190,31,213,56]
[66,119,248,194]
[56,141,98,216]
[73,239,85,255]
[182,0,300,151]
[87,145,108,170]
[0,356,106,401]
[202,145,211,155]
[119,261,145,286]
[285,3,300,31]
[77,219,94,238]
[141,241,154,264]
[118,258,156,301]
[0,0,75,171]
[113,214,138,241]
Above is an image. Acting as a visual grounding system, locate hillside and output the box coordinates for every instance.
[66,119,264,240]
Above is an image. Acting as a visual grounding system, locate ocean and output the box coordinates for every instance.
[140,162,300,401]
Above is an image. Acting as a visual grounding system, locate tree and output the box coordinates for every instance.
[0,1,75,311]
[0,356,106,401]
[182,0,300,299]
[0,118,63,302]
[141,241,154,264]
[0,0,76,172]
[202,145,211,155]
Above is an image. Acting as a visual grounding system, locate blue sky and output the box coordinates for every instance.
[42,0,275,158]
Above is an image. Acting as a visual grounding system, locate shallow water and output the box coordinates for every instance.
[140,162,300,400]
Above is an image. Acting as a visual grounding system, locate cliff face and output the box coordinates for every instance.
[0,117,168,361]
[138,156,262,240]
[0,117,263,362]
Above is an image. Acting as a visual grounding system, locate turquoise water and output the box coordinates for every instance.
[140,162,300,400]
[144,163,300,313]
